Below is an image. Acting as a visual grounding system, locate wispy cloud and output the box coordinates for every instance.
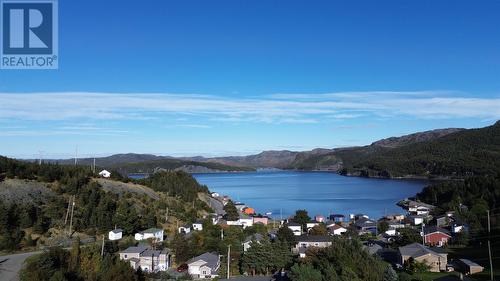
[0,91,499,125]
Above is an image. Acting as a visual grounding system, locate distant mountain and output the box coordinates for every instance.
[181,150,301,168]
[371,128,464,148]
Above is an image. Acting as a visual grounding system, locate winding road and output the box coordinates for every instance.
[0,251,41,281]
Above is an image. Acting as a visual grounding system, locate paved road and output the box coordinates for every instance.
[208,196,226,216]
[0,251,41,281]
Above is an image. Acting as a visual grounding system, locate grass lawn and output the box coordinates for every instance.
[412,271,460,281]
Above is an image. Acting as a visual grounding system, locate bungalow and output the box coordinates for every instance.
[252,215,269,225]
[226,215,254,229]
[242,233,264,252]
[327,224,347,236]
[408,215,425,226]
[187,252,220,279]
[243,207,255,215]
[193,220,203,231]
[354,217,377,235]
[119,246,171,272]
[293,235,333,258]
[178,225,191,234]
[405,200,435,216]
[135,228,164,242]
[399,243,447,272]
[306,221,320,231]
[329,214,345,223]
[108,228,123,241]
[287,222,302,236]
[423,226,451,247]
[455,259,484,275]
[98,170,111,178]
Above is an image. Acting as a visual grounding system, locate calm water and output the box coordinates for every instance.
[193,171,426,220]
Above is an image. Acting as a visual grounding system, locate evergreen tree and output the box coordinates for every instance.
[223,200,239,221]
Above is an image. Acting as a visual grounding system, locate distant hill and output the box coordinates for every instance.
[40,153,255,175]
[181,150,302,168]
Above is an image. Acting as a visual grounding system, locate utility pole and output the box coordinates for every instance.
[38,151,43,165]
[221,228,224,240]
[101,235,105,256]
[74,146,78,166]
[421,223,425,245]
[227,244,231,279]
[64,196,72,225]
[93,156,96,174]
[487,210,494,281]
[69,196,75,236]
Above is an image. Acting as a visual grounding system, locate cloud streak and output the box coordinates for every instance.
[0,91,499,125]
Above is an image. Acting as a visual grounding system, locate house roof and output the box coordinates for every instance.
[399,243,446,259]
[287,222,302,227]
[296,235,332,243]
[424,226,451,236]
[328,224,346,231]
[354,218,377,228]
[141,249,169,257]
[243,233,264,244]
[143,228,162,234]
[187,252,220,270]
[110,228,123,234]
[120,246,148,254]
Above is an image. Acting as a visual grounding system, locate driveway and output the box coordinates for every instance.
[0,251,41,281]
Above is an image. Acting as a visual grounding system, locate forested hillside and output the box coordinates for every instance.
[0,156,211,252]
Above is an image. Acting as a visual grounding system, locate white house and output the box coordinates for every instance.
[192,221,203,231]
[119,246,171,272]
[135,228,164,242]
[328,224,347,235]
[98,170,111,178]
[294,235,333,258]
[108,228,123,241]
[242,233,263,252]
[178,225,191,234]
[408,215,425,226]
[287,222,302,236]
[306,222,320,231]
[226,215,254,229]
[187,252,220,279]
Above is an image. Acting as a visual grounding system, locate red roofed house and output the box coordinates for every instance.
[423,226,452,247]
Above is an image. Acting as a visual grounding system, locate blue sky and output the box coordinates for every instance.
[1,0,500,158]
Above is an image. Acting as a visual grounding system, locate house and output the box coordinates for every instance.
[243,207,255,215]
[135,228,164,242]
[404,200,435,216]
[314,215,325,223]
[193,220,203,231]
[234,202,246,211]
[98,170,111,178]
[226,215,254,229]
[327,224,347,235]
[329,214,345,223]
[399,243,447,272]
[306,221,320,231]
[385,228,397,236]
[108,228,123,241]
[287,222,302,236]
[408,215,425,226]
[211,192,220,197]
[187,252,220,279]
[423,226,451,247]
[455,259,484,275]
[294,235,332,258]
[178,225,191,234]
[252,215,269,225]
[354,217,377,235]
[363,240,384,256]
[384,214,405,221]
[451,223,465,233]
[119,246,171,272]
[242,233,264,252]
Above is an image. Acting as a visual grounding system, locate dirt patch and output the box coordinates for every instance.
[94,178,159,200]
[0,179,54,205]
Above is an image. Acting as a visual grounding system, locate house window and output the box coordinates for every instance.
[124,255,127,258]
